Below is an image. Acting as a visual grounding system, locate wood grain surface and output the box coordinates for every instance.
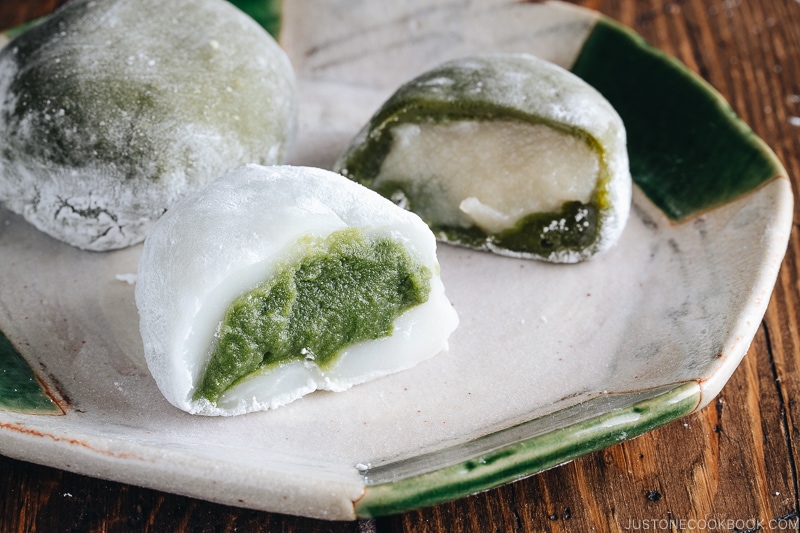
[2,0,800,531]
[0,0,67,31]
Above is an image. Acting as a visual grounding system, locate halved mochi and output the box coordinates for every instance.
[0,0,296,251]
[334,54,631,263]
[135,165,458,416]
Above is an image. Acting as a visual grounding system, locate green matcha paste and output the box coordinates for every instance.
[194,228,432,403]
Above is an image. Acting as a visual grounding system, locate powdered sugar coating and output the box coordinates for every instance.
[135,165,458,416]
[0,0,296,251]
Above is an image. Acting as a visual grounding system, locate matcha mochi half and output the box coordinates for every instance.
[0,0,296,251]
[135,165,458,416]
[334,54,631,263]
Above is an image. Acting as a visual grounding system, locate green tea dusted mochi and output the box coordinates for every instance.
[0,0,296,251]
[334,54,631,263]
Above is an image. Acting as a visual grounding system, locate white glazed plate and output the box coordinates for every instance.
[0,0,793,520]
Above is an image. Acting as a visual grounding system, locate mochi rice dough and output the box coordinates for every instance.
[0,0,296,251]
[335,54,631,263]
[135,165,459,416]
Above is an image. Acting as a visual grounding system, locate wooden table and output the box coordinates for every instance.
[2,0,799,531]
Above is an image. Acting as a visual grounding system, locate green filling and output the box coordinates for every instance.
[495,201,599,255]
[432,200,599,256]
[193,228,432,403]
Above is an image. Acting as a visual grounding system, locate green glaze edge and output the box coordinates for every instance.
[0,330,60,414]
[571,16,786,221]
[355,381,700,517]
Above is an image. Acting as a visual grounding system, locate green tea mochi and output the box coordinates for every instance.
[0,0,296,251]
[135,165,458,416]
[334,54,631,263]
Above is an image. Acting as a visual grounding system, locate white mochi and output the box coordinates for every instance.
[135,165,459,416]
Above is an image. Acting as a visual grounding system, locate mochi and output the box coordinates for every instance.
[135,165,459,416]
[334,54,631,263]
[0,0,296,251]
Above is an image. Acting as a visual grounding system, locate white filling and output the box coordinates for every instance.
[375,120,600,234]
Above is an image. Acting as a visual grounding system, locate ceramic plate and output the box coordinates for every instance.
[0,0,792,520]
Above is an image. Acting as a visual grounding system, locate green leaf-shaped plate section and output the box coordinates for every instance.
[229,0,281,37]
[571,16,785,220]
[0,331,59,414]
